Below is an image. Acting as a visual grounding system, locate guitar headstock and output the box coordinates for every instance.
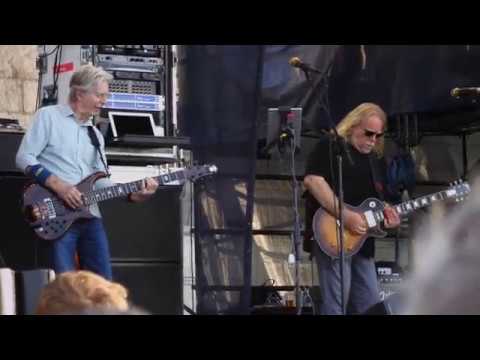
[448,179,471,202]
[186,164,218,182]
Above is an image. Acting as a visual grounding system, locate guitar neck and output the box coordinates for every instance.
[82,168,187,206]
[375,188,461,219]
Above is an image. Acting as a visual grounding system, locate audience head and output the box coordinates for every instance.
[401,181,479,314]
[36,270,129,315]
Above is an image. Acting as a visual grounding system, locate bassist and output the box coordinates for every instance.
[15,65,158,280]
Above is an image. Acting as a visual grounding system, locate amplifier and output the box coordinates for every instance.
[109,78,159,96]
[0,132,24,173]
[97,45,162,58]
[110,70,163,82]
[378,273,403,301]
[96,53,163,74]
[104,92,165,112]
[365,272,405,315]
[376,261,404,301]
[15,269,55,315]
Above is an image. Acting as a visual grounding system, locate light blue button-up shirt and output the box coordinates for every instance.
[16,104,115,217]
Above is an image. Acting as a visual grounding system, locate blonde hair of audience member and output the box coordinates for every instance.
[36,270,129,315]
[401,181,480,315]
[336,102,387,156]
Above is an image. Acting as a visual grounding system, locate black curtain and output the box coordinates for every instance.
[259,45,480,136]
[328,45,480,120]
[259,45,340,137]
[177,46,264,314]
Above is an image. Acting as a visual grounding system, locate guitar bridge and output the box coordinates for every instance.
[43,198,56,219]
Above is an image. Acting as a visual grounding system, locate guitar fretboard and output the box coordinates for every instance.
[373,187,466,222]
[82,168,187,206]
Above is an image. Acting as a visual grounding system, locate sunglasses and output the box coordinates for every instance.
[364,129,385,139]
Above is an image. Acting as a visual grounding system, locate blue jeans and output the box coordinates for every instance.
[50,218,112,280]
[313,241,379,315]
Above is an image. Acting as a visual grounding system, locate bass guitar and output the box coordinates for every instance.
[22,164,217,241]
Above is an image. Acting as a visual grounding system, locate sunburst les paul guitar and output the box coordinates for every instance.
[313,180,471,258]
[22,164,217,241]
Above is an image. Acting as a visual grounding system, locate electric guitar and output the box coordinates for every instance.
[313,180,471,258]
[22,164,218,241]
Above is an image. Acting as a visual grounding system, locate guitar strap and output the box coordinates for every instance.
[87,126,111,178]
[369,153,385,201]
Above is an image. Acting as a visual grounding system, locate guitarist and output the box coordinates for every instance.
[15,64,158,280]
[303,103,400,315]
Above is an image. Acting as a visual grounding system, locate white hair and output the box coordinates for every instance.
[68,64,113,103]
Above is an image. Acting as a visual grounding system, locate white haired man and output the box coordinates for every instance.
[16,64,158,280]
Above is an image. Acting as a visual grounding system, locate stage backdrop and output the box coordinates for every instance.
[177,46,264,314]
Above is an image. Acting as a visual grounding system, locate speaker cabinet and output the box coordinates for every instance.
[100,186,183,261]
[111,262,182,314]
[364,293,405,315]
[0,132,23,173]
[15,269,55,315]
[102,185,184,314]
[0,176,41,270]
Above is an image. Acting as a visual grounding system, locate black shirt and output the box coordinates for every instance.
[304,136,387,258]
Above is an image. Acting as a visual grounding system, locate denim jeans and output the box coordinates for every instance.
[313,241,380,315]
[50,218,112,280]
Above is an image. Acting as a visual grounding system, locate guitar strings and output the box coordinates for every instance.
[46,167,192,210]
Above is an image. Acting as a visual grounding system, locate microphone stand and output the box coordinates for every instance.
[283,76,311,315]
[290,132,303,316]
[265,104,304,315]
[278,121,304,315]
[301,63,350,315]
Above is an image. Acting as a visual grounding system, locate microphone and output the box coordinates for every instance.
[289,57,322,74]
[451,87,480,97]
[335,136,354,167]
[320,130,354,166]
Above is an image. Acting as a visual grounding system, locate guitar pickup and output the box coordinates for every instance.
[364,211,377,228]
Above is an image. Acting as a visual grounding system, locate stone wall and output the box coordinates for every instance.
[0,45,38,128]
